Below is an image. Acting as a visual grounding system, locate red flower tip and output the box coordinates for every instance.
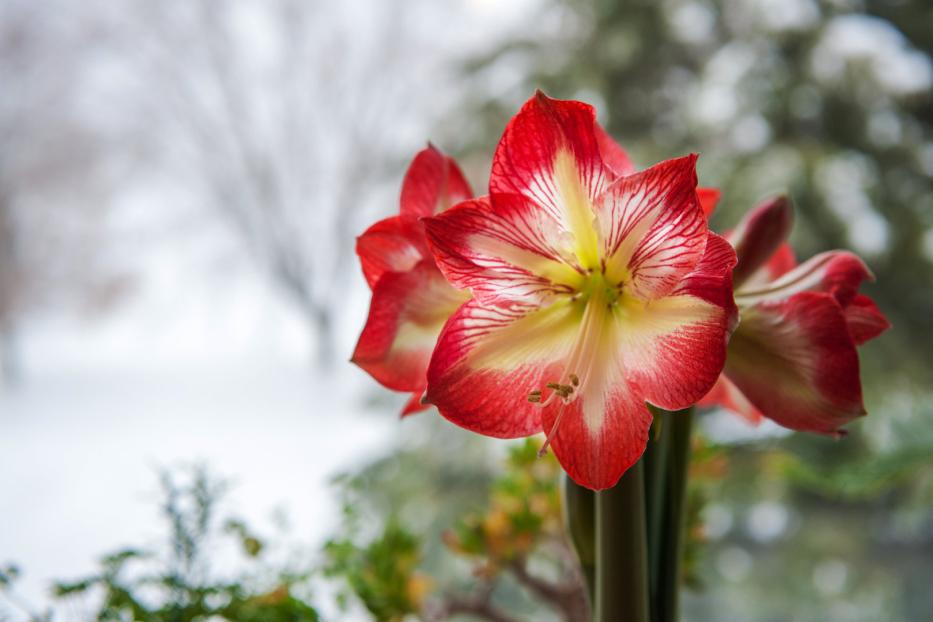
[697,187,721,218]
[400,145,473,221]
[731,195,794,287]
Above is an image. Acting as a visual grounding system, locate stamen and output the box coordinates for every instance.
[538,282,612,452]
[538,401,568,457]
[545,382,574,399]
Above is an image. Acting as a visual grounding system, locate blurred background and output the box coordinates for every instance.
[1,0,931,620]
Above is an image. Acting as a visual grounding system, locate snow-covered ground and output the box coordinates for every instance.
[0,250,402,620]
[0,363,394,612]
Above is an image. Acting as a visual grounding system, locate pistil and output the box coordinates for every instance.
[535,276,616,456]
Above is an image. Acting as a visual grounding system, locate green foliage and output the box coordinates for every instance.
[780,445,933,500]
[445,438,563,566]
[324,521,427,622]
[52,466,319,622]
[0,565,18,589]
[323,431,588,621]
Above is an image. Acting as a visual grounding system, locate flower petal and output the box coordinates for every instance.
[723,292,865,435]
[735,250,873,308]
[728,196,794,288]
[845,294,891,345]
[352,261,469,392]
[400,144,473,221]
[599,155,707,300]
[356,216,428,289]
[594,122,636,177]
[697,187,721,218]
[542,380,654,491]
[401,392,430,417]
[423,195,585,306]
[490,91,613,269]
[426,298,585,438]
[698,376,764,425]
[741,242,797,288]
[617,233,738,411]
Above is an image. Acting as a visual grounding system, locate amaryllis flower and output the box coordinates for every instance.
[352,146,473,415]
[700,196,890,435]
[422,92,738,490]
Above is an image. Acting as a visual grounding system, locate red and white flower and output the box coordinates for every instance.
[700,196,890,435]
[352,145,473,415]
[422,93,737,490]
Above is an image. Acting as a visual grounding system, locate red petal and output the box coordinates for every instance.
[599,155,707,300]
[765,243,797,279]
[622,233,738,412]
[728,195,794,288]
[356,216,428,289]
[724,292,865,435]
[698,376,764,426]
[423,196,584,306]
[543,385,654,491]
[739,242,797,288]
[697,187,721,218]
[736,250,873,308]
[845,294,890,345]
[594,122,636,177]
[401,392,430,417]
[352,261,468,392]
[489,92,614,262]
[426,299,588,439]
[400,145,473,221]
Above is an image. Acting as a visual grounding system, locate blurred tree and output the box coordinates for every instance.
[99,0,454,365]
[0,0,128,385]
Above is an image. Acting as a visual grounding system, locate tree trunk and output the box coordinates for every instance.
[310,305,335,372]
[0,325,21,389]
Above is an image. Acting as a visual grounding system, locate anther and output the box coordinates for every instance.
[569,374,579,387]
[546,382,574,399]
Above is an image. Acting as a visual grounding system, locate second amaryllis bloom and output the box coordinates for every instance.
[352,146,473,415]
[423,92,737,490]
[701,196,891,435]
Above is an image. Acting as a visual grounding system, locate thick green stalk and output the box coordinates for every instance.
[562,475,596,605]
[595,460,649,622]
[643,406,671,610]
[655,407,694,622]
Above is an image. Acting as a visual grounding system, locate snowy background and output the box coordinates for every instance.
[0,0,542,617]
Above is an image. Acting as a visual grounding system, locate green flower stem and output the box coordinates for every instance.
[595,459,649,622]
[562,475,596,605]
[656,407,694,622]
[643,406,671,612]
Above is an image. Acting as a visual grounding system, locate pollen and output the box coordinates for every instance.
[546,382,574,399]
